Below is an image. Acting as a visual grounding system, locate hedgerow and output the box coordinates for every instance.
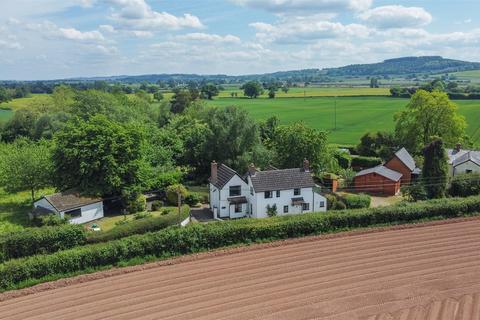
[351,156,382,169]
[341,194,371,209]
[1,196,480,290]
[0,225,86,263]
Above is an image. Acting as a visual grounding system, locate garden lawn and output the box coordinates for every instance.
[207,96,480,146]
[0,188,54,234]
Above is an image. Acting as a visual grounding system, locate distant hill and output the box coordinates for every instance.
[324,56,480,77]
[24,56,480,83]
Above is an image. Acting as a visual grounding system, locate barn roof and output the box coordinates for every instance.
[452,151,480,167]
[43,191,103,212]
[356,165,403,182]
[392,148,416,171]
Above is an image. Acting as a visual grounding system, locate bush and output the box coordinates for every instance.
[351,156,382,169]
[3,196,480,290]
[87,205,190,244]
[0,225,86,263]
[325,194,338,210]
[125,194,147,213]
[134,212,152,220]
[151,200,163,211]
[341,194,371,209]
[334,151,352,169]
[449,174,480,197]
[184,193,201,206]
[335,201,347,210]
[32,214,68,227]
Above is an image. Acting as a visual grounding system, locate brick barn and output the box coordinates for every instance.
[354,165,402,196]
[385,147,420,185]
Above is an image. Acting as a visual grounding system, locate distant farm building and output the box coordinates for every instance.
[354,165,402,196]
[384,147,420,185]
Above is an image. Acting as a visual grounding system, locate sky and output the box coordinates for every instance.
[0,0,479,80]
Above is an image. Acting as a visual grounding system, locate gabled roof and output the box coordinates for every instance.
[356,165,403,182]
[452,151,480,167]
[392,147,416,171]
[249,168,316,193]
[447,148,478,165]
[43,191,103,213]
[210,164,241,189]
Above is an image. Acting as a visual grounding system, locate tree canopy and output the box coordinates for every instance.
[394,90,467,153]
[242,81,263,99]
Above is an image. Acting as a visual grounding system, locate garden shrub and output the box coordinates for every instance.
[0,224,86,263]
[184,193,201,206]
[341,194,371,209]
[32,214,68,227]
[2,196,480,290]
[125,194,147,213]
[151,200,163,211]
[449,174,480,197]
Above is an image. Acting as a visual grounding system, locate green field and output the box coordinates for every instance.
[218,86,391,98]
[451,70,480,83]
[207,96,480,145]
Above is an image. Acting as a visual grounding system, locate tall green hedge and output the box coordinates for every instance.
[0,225,86,263]
[342,194,371,209]
[449,174,480,197]
[351,156,382,169]
[1,196,480,290]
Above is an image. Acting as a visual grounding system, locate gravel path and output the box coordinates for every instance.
[1,219,480,319]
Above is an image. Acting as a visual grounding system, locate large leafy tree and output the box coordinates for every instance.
[241,81,263,98]
[422,137,448,199]
[0,109,37,142]
[170,89,192,114]
[53,115,146,196]
[0,86,11,103]
[0,138,53,204]
[394,90,466,153]
[272,122,331,173]
[200,83,219,100]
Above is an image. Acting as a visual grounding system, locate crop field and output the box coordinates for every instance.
[218,86,391,98]
[2,219,480,319]
[451,70,480,83]
[208,96,480,145]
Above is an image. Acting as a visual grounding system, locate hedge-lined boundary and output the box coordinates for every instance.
[2,196,480,290]
[0,225,86,263]
[86,205,190,244]
[0,206,190,263]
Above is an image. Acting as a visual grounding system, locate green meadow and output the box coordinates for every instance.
[218,86,391,98]
[207,96,480,146]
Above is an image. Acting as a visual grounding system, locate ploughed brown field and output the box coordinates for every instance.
[2,220,480,320]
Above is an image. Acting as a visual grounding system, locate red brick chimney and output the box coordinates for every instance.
[248,163,257,176]
[211,161,218,183]
[303,159,310,172]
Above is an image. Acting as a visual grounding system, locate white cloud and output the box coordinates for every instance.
[58,28,105,41]
[359,5,432,29]
[176,33,241,44]
[232,0,372,15]
[106,0,204,30]
[99,24,116,33]
[0,40,22,50]
[251,19,371,43]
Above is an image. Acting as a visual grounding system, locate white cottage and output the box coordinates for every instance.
[447,145,480,177]
[209,160,327,219]
[33,191,104,224]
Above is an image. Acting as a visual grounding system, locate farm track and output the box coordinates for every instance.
[2,220,480,319]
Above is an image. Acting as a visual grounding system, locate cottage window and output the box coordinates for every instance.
[229,185,241,197]
[302,203,310,211]
[466,169,473,174]
[276,190,281,197]
[234,203,242,213]
[320,201,325,208]
[264,191,273,199]
[294,188,301,196]
[65,208,82,219]
[283,205,289,213]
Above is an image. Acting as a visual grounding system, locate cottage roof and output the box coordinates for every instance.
[43,191,102,212]
[392,147,416,171]
[356,165,403,182]
[209,164,240,189]
[446,148,478,165]
[249,168,316,193]
[452,151,480,167]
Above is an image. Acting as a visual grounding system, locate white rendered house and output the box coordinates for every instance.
[33,190,104,224]
[209,160,327,219]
